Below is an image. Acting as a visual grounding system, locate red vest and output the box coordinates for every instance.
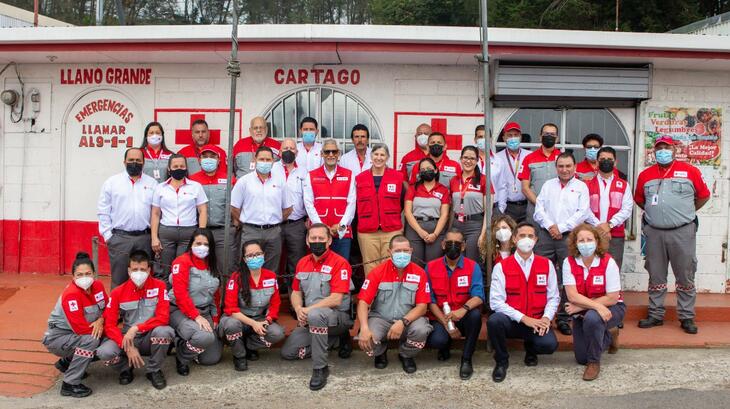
[502,255,550,319]
[587,175,628,238]
[426,257,476,317]
[355,168,404,233]
[309,165,353,238]
[567,255,610,299]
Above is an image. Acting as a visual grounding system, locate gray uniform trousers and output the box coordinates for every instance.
[280,308,353,370]
[96,326,175,374]
[504,201,528,224]
[218,316,285,358]
[367,316,432,358]
[452,217,484,263]
[535,228,570,324]
[240,224,283,274]
[170,306,223,365]
[157,225,197,282]
[608,237,625,270]
[644,223,697,320]
[281,219,308,284]
[209,227,241,276]
[405,220,445,268]
[42,329,100,385]
[106,232,152,288]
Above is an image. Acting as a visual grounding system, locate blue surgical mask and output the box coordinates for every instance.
[475,138,486,152]
[506,137,521,151]
[585,147,599,161]
[200,158,218,173]
[256,161,272,174]
[577,242,597,257]
[302,131,316,144]
[392,252,411,269]
[245,255,265,271]
[655,149,673,165]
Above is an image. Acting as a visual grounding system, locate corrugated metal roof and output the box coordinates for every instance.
[671,11,730,35]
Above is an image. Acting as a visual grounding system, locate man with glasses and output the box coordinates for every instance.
[232,116,281,178]
[303,139,357,260]
[575,133,604,182]
[517,123,561,224]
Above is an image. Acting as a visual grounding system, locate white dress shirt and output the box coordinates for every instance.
[495,148,530,203]
[585,174,634,228]
[296,141,323,172]
[490,252,560,322]
[302,165,357,227]
[562,256,622,293]
[272,162,308,221]
[534,177,590,233]
[231,170,293,225]
[152,178,208,227]
[97,172,157,241]
[339,147,372,177]
[479,154,507,213]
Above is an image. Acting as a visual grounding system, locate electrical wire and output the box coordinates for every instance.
[0,62,24,123]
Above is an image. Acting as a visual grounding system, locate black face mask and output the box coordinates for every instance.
[444,242,462,260]
[419,169,437,182]
[281,150,296,164]
[170,168,187,180]
[598,160,615,173]
[428,144,444,157]
[126,162,143,177]
[541,135,557,148]
[309,242,327,257]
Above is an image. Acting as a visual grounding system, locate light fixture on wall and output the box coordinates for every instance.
[1,89,19,107]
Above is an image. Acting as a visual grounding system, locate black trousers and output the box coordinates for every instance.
[487,312,558,366]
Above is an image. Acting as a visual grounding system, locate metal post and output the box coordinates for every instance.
[33,0,38,27]
[96,0,104,26]
[479,0,494,276]
[223,4,240,279]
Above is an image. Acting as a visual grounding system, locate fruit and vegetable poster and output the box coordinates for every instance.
[644,106,722,168]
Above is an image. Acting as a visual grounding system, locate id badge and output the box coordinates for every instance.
[512,184,518,193]
[153,169,161,179]
[651,194,659,206]
[249,162,256,170]
[457,214,465,223]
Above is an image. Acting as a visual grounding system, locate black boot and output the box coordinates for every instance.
[54,357,71,373]
[638,317,664,328]
[309,366,329,391]
[492,363,508,383]
[398,354,417,374]
[175,356,190,376]
[60,382,92,398]
[119,369,134,385]
[459,358,473,380]
[437,348,451,361]
[338,334,353,359]
[146,370,167,390]
[524,353,538,367]
[234,357,248,372]
[557,321,572,335]
[680,319,698,334]
[245,349,259,361]
[374,351,388,369]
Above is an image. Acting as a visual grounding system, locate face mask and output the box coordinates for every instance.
[429,144,444,157]
[475,138,486,152]
[256,161,272,175]
[506,137,521,151]
[126,162,143,177]
[281,150,296,164]
[542,135,557,149]
[655,149,673,165]
[309,242,327,257]
[245,255,265,270]
[598,159,614,173]
[577,242,597,257]
[147,134,163,145]
[192,245,209,259]
[74,276,93,291]
[302,131,316,144]
[416,133,429,147]
[200,158,218,173]
[419,169,437,182]
[585,147,599,161]
[516,237,535,253]
[495,228,512,243]
[130,270,148,287]
[392,252,412,269]
[444,242,462,260]
[170,168,187,180]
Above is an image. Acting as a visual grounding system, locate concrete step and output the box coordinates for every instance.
[622,291,730,322]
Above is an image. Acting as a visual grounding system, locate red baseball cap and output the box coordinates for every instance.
[199,144,220,156]
[503,122,521,133]
[653,135,676,147]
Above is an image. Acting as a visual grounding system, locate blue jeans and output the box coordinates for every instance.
[330,238,352,261]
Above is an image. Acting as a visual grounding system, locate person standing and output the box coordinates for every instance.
[296,117,323,172]
[140,121,174,183]
[339,124,372,177]
[495,122,531,223]
[575,133,604,182]
[408,132,461,188]
[634,136,710,334]
[98,148,156,288]
[398,123,432,185]
[474,125,507,217]
[232,116,281,178]
[177,119,228,176]
[518,123,561,224]
[450,146,490,263]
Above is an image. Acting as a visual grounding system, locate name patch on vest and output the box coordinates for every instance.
[674,171,688,178]
[146,288,159,298]
[172,265,180,275]
[444,166,456,173]
[536,274,547,286]
[218,178,227,184]
[616,181,623,188]
[68,300,79,312]
[340,269,348,280]
[336,177,348,181]
[406,273,421,283]
[263,278,276,287]
[433,192,443,199]
[321,265,332,273]
[94,291,105,302]
[592,275,604,286]
[387,183,396,193]
[457,276,469,287]
[228,280,235,290]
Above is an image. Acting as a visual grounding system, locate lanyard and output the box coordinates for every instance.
[504,149,522,179]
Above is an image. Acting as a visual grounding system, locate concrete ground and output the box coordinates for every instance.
[1,348,728,409]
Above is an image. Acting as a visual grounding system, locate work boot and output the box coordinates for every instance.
[245,349,259,361]
[234,357,248,372]
[680,319,698,334]
[60,382,92,398]
[582,362,600,381]
[119,369,134,385]
[491,364,507,383]
[374,352,388,369]
[146,370,167,390]
[557,321,572,335]
[338,334,353,359]
[638,317,663,328]
[437,348,451,361]
[309,366,329,391]
[459,358,473,380]
[175,356,190,376]
[608,327,619,354]
[398,354,417,374]
[524,353,538,367]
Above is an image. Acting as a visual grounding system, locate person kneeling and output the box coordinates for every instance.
[563,224,625,381]
[357,235,433,374]
[487,222,559,383]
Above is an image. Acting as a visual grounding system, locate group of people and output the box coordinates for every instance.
[42,114,709,397]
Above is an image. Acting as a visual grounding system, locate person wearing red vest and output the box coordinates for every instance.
[303,139,356,261]
[398,123,431,186]
[425,230,484,380]
[356,144,404,274]
[563,224,625,381]
[487,222,559,383]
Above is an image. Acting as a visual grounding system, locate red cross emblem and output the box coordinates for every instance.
[430,118,462,150]
[175,114,221,145]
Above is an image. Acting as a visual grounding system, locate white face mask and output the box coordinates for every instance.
[516,237,535,253]
[192,245,209,259]
[130,270,149,287]
[147,134,163,145]
[495,228,512,243]
[74,276,93,291]
[416,133,429,147]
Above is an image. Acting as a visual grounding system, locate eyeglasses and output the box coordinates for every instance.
[322,150,339,156]
[245,252,264,259]
[461,156,477,162]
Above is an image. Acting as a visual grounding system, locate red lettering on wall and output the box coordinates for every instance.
[61,68,151,85]
[273,68,361,85]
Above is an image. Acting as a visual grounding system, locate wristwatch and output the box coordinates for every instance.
[461,304,471,312]
[400,318,411,327]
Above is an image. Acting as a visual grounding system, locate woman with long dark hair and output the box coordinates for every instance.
[219,240,285,371]
[450,146,490,262]
[168,228,222,376]
[140,121,174,183]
